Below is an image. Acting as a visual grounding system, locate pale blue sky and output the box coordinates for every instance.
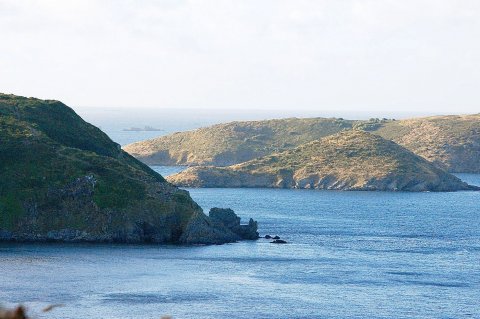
[1,0,479,114]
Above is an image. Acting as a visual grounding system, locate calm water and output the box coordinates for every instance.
[1,169,479,319]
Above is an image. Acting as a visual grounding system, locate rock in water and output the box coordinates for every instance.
[167,130,478,192]
[0,93,255,244]
[0,306,28,319]
[178,211,241,245]
[208,208,259,240]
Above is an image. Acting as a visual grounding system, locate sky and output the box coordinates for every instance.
[1,0,479,114]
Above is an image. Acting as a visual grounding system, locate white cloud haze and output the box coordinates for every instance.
[0,0,479,113]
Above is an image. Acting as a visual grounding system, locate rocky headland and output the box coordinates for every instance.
[124,115,480,173]
[123,117,358,166]
[0,94,257,244]
[167,130,477,192]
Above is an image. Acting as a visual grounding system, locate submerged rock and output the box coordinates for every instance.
[271,239,287,244]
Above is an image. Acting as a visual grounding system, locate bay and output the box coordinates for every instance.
[0,168,479,319]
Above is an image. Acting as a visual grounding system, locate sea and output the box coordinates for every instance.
[1,119,479,319]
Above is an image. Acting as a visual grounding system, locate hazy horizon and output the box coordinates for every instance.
[1,0,479,114]
[76,105,473,146]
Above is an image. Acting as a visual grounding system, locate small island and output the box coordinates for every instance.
[123,125,164,132]
[167,130,478,192]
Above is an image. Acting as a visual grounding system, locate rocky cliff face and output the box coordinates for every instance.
[167,131,477,192]
[0,94,257,244]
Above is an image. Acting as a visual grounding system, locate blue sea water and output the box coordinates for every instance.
[0,169,479,319]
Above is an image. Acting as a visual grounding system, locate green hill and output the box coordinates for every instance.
[167,130,476,192]
[125,115,480,173]
[0,94,253,244]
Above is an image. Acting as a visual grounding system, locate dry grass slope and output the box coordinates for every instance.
[125,115,480,173]
[124,117,367,166]
[375,114,480,172]
[167,130,475,192]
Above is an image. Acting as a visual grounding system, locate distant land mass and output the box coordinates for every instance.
[124,115,480,173]
[167,130,477,192]
[0,94,257,244]
[123,125,164,132]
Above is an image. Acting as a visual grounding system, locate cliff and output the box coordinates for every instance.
[0,94,256,244]
[167,130,477,192]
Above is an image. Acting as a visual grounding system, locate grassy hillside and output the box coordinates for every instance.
[0,94,237,244]
[125,115,479,173]
[167,130,475,192]
[375,114,480,173]
[123,117,371,166]
[124,118,398,166]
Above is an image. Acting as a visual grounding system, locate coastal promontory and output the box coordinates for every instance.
[167,130,476,192]
[124,115,480,173]
[0,94,257,244]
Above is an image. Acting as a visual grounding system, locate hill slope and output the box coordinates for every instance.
[124,115,480,173]
[375,114,480,173]
[0,94,254,244]
[167,131,476,192]
[123,117,362,166]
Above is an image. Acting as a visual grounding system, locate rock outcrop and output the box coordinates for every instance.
[0,306,28,319]
[0,94,257,244]
[167,130,478,192]
[209,208,259,240]
[180,208,259,244]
